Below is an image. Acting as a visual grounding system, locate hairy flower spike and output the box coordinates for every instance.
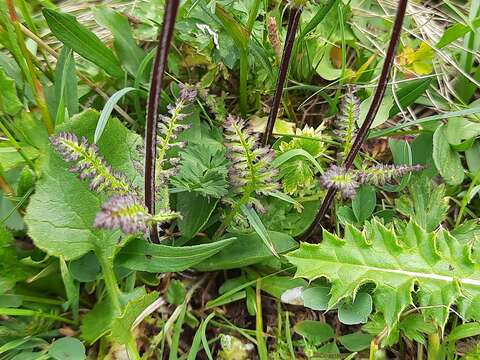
[335,88,360,157]
[357,164,424,186]
[320,165,359,199]
[94,195,151,234]
[50,132,131,195]
[223,115,279,200]
[156,84,197,186]
[320,164,424,198]
[94,195,179,235]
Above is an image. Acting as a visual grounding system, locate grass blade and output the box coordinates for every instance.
[94,87,136,143]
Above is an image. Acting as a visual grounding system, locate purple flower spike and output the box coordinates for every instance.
[94,195,151,234]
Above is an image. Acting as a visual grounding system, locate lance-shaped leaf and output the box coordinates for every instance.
[286,220,480,330]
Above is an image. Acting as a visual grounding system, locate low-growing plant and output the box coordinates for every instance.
[2,0,480,359]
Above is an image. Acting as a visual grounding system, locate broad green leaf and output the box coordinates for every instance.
[0,67,22,115]
[195,231,297,271]
[445,117,480,145]
[69,252,100,282]
[95,7,145,75]
[116,237,235,273]
[176,193,218,240]
[303,287,331,311]
[294,320,334,345]
[25,109,142,260]
[338,332,372,352]
[287,220,480,330]
[352,185,376,224]
[433,124,464,185]
[48,337,86,360]
[358,94,393,129]
[315,45,343,81]
[94,87,136,143]
[43,9,123,78]
[111,291,158,344]
[338,293,372,325]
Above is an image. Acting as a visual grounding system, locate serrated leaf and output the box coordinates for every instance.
[286,220,480,330]
[43,9,123,78]
[25,109,142,260]
[116,237,235,273]
[433,124,464,185]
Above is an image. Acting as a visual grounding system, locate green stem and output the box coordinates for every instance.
[97,254,121,314]
[98,253,142,359]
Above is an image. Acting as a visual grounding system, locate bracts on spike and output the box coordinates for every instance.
[299,0,410,242]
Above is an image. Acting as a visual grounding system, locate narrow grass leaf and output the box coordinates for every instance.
[240,205,278,258]
[94,87,136,143]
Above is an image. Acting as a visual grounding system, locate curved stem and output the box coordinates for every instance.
[144,0,180,243]
[298,0,409,242]
[262,6,302,146]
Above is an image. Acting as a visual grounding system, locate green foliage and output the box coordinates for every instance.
[48,337,86,360]
[277,125,326,195]
[25,110,140,260]
[287,219,480,331]
[117,237,235,273]
[171,143,229,197]
[395,176,449,232]
[43,8,124,77]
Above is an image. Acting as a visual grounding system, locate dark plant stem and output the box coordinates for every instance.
[298,0,409,243]
[144,0,179,243]
[262,6,302,146]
